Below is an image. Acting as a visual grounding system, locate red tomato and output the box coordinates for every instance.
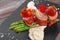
[47,6,56,16]
[38,4,46,13]
[20,8,34,26]
[21,8,28,17]
[21,8,33,17]
[26,9,33,17]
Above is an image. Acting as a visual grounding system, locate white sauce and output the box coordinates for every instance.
[27,1,37,10]
[29,26,46,40]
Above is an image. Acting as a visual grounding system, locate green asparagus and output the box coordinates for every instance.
[9,20,36,33]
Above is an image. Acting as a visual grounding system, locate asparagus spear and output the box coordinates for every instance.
[9,20,36,33]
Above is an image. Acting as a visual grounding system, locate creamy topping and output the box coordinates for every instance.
[29,26,46,40]
[27,1,37,10]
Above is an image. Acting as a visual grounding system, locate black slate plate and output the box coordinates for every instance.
[0,0,60,40]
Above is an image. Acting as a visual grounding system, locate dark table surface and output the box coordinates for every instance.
[0,0,60,40]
